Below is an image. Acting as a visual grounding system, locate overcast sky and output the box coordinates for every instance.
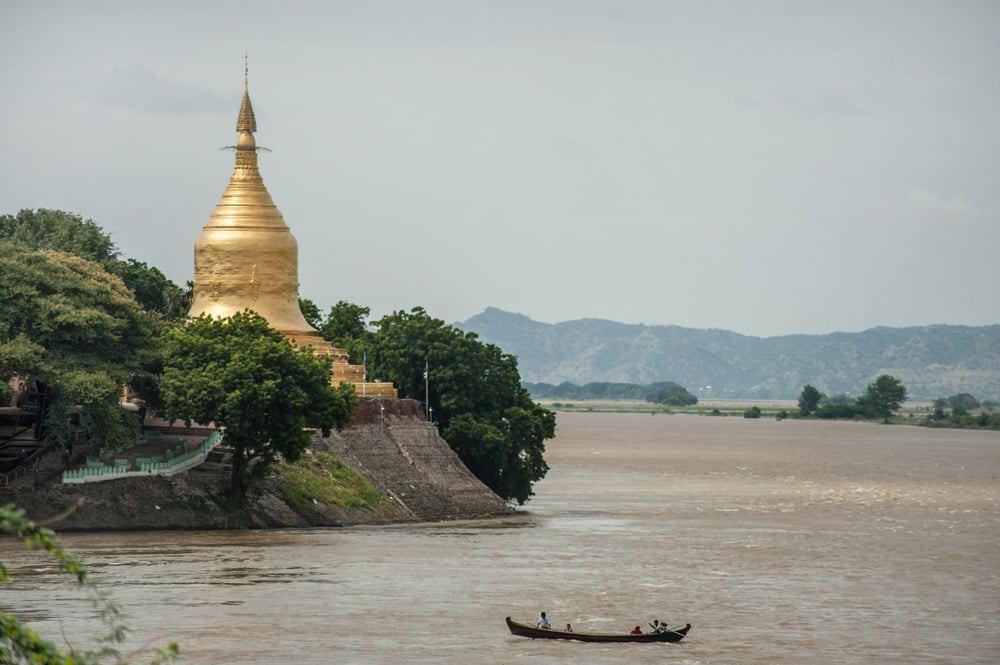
[1,1,997,337]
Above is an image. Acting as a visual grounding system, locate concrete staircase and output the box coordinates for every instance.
[315,415,512,520]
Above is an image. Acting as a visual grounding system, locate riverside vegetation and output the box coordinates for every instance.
[538,379,999,430]
[1,209,555,511]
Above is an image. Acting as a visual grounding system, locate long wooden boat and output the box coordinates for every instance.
[505,617,691,643]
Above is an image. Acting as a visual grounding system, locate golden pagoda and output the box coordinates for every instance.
[189,73,396,398]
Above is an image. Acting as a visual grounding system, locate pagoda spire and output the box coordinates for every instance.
[185,64,398,398]
[237,54,257,133]
[188,63,312,334]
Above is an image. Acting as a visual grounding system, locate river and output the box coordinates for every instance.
[2,413,998,664]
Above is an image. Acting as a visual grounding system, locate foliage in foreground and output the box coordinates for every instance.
[276,452,383,511]
[0,503,178,665]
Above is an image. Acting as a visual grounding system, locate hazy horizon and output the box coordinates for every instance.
[457,305,998,338]
[2,1,997,337]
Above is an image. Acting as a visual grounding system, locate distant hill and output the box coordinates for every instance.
[455,308,1000,401]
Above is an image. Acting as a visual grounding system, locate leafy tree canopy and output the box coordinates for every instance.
[645,381,698,406]
[159,312,357,511]
[108,258,187,320]
[0,209,185,319]
[798,384,824,416]
[316,300,372,364]
[0,241,158,447]
[366,307,554,504]
[0,208,118,265]
[864,374,908,423]
[298,297,323,329]
[946,393,980,411]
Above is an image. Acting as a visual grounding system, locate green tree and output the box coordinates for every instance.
[645,382,698,406]
[1,503,179,664]
[298,297,323,329]
[109,259,187,320]
[827,393,852,406]
[367,307,554,504]
[159,312,357,512]
[815,403,863,420]
[318,300,372,364]
[864,374,908,423]
[0,209,119,265]
[931,397,949,420]
[1,209,185,320]
[947,393,980,411]
[798,384,823,416]
[0,242,158,447]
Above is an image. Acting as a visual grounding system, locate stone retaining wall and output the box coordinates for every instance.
[315,414,512,520]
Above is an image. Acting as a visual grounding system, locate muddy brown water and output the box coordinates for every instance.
[2,413,998,664]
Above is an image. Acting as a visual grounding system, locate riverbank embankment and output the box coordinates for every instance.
[4,413,513,531]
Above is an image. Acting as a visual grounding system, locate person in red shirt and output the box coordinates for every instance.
[630,625,643,635]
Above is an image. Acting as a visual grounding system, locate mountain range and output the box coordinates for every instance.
[455,308,1000,401]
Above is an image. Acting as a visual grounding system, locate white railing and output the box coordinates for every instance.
[61,429,225,484]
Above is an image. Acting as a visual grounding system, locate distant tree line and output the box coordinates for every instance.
[925,393,1000,429]
[524,381,698,406]
[797,377,1000,429]
[797,375,908,423]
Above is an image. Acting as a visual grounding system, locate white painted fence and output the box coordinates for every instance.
[62,429,225,484]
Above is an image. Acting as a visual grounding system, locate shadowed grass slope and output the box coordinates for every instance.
[276,452,383,511]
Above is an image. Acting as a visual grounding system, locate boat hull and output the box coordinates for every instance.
[505,617,691,643]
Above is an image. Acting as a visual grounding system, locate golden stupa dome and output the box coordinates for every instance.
[188,84,315,335]
[186,70,397,399]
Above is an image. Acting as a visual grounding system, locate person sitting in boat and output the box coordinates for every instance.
[564,623,573,632]
[649,619,668,633]
[630,625,643,635]
[537,612,551,629]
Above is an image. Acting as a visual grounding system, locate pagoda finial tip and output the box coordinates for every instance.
[237,53,257,133]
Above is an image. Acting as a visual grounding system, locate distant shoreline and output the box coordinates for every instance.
[538,399,936,422]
